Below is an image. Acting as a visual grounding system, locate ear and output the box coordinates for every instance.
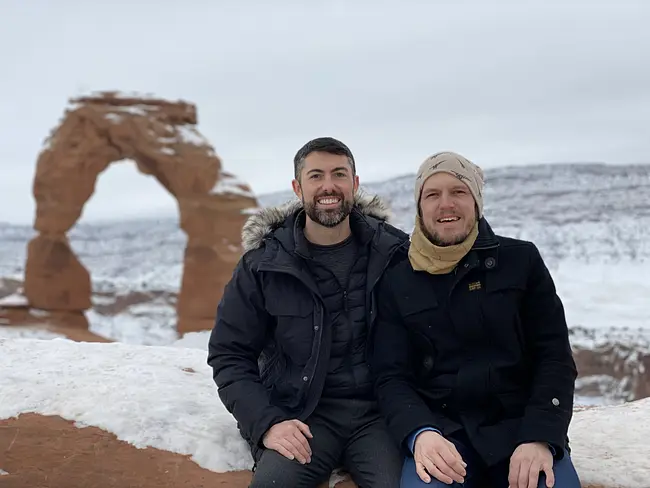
[292,178,303,200]
[353,174,360,193]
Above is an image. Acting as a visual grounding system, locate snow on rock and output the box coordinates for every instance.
[1,337,648,487]
[569,399,650,488]
[241,206,261,215]
[176,124,210,147]
[0,326,65,340]
[86,303,178,346]
[0,292,29,307]
[0,338,250,473]
[172,330,211,350]
[211,171,256,199]
[29,309,50,318]
[0,468,8,475]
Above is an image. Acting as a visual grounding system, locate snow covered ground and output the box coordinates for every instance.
[0,337,648,487]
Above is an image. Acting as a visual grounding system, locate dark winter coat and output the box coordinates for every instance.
[207,193,409,461]
[369,217,578,467]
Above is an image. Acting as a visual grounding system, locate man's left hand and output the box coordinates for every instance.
[508,442,555,488]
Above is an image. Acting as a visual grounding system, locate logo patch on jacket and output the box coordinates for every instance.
[468,281,482,291]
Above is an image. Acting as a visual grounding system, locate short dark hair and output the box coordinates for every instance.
[293,137,356,180]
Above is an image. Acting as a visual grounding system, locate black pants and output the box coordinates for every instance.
[249,397,402,488]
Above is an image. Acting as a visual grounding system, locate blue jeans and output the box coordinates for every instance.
[401,435,581,488]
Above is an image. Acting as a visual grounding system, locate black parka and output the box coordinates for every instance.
[207,194,409,461]
[370,218,578,467]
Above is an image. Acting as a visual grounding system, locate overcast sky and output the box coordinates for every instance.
[1,0,648,224]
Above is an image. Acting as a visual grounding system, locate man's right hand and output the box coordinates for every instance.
[262,419,314,464]
[413,430,467,484]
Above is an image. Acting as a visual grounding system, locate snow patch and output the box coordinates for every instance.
[177,124,210,147]
[87,306,178,346]
[241,207,261,215]
[105,113,122,123]
[211,172,255,199]
[112,105,150,117]
[172,330,210,350]
[0,469,8,475]
[91,294,118,306]
[568,398,650,488]
[0,338,252,473]
[0,292,28,307]
[0,326,66,340]
[29,309,50,318]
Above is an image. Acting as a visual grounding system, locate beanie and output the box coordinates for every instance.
[414,151,485,218]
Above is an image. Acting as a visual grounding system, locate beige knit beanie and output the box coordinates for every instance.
[414,151,485,218]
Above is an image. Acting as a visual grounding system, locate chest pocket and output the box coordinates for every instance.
[481,272,527,350]
[483,272,526,308]
[266,296,316,365]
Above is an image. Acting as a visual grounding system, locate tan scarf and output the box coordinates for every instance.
[408,217,479,275]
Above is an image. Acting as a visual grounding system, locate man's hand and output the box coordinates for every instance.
[509,442,555,488]
[262,419,313,464]
[413,430,467,484]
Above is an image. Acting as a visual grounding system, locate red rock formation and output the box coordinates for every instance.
[0,413,619,488]
[0,414,356,488]
[23,91,257,335]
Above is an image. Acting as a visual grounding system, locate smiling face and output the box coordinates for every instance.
[418,172,477,246]
[292,150,359,228]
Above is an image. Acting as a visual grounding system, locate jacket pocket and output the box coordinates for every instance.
[482,274,527,355]
[497,391,528,419]
[266,299,315,366]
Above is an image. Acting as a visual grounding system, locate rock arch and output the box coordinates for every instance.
[24,91,258,336]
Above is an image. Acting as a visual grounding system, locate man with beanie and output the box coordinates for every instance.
[369,152,581,488]
[208,137,407,487]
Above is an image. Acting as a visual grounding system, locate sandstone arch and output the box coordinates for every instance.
[24,91,258,336]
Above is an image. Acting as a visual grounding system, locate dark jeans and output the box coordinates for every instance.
[400,430,581,488]
[250,397,402,488]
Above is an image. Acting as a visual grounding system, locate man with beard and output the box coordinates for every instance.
[208,137,408,487]
[370,152,581,488]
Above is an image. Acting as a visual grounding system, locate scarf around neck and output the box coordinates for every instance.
[408,217,479,275]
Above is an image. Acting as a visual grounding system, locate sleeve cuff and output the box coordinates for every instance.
[407,427,441,454]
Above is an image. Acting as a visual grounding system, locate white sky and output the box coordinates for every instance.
[1,0,649,224]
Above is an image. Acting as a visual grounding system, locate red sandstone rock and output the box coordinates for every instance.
[0,414,356,488]
[23,91,257,336]
[574,345,650,401]
[0,414,613,488]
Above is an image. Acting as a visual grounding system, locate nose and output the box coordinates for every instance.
[439,191,455,209]
[319,175,337,193]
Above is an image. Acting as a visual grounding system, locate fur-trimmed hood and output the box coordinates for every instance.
[241,190,393,253]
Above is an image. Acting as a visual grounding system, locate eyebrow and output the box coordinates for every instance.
[306,166,350,175]
[423,185,467,193]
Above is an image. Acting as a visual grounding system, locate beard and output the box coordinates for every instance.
[303,191,353,228]
[421,216,475,247]
[422,226,469,246]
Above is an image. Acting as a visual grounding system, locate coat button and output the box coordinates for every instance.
[302,376,309,382]
[552,398,560,406]
[485,257,496,268]
[314,325,319,331]
[423,356,434,370]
